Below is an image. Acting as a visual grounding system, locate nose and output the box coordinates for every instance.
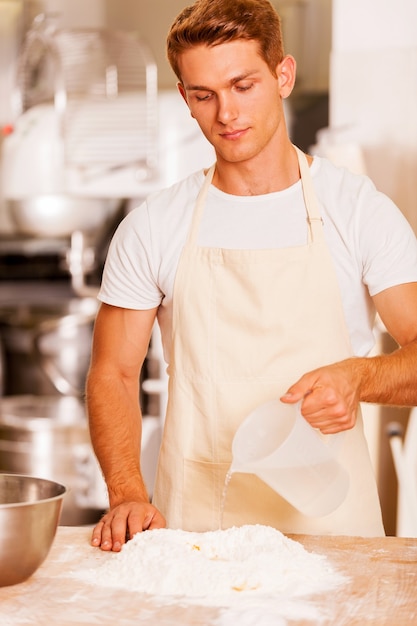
[217,92,238,124]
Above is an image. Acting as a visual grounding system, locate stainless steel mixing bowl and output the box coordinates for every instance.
[0,473,66,587]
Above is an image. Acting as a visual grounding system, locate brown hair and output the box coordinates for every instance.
[167,0,284,81]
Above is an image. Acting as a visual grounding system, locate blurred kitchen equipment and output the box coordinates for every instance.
[0,13,216,259]
[1,13,158,283]
[64,229,103,297]
[0,395,107,526]
[0,280,163,503]
[0,473,66,587]
[0,296,97,396]
[387,410,417,537]
[231,400,349,517]
[3,13,158,194]
[0,335,4,397]
[7,195,121,240]
[0,15,212,524]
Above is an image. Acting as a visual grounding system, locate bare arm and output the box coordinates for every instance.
[281,282,417,433]
[86,303,166,550]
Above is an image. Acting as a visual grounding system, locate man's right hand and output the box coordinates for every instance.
[91,501,166,552]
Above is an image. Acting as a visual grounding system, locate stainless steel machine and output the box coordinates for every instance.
[0,16,159,524]
[1,13,160,286]
[0,14,214,524]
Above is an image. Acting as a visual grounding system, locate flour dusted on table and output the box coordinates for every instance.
[75,525,346,608]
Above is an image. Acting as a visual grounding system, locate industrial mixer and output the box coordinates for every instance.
[0,14,214,525]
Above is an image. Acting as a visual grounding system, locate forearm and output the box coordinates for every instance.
[281,337,417,433]
[86,369,150,507]
[355,338,417,406]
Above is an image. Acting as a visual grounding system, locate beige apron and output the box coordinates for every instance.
[152,147,384,536]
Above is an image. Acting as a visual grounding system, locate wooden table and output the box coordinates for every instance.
[0,527,416,625]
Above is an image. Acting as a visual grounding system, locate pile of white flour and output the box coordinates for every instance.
[74,524,346,609]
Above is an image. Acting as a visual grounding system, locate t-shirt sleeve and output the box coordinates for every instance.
[98,200,164,310]
[357,179,417,296]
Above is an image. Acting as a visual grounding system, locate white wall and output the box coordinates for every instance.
[331,1,417,533]
[332,0,416,52]
[330,0,417,232]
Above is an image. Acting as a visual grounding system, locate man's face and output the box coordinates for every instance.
[177,39,292,166]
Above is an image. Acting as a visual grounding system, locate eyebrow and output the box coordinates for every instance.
[184,70,260,92]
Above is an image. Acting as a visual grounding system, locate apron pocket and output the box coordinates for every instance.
[182,458,298,532]
[182,458,230,532]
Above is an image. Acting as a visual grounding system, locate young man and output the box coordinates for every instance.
[87,0,417,551]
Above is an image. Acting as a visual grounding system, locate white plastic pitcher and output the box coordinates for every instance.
[231,400,350,517]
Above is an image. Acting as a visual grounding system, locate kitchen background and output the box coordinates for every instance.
[0,0,416,534]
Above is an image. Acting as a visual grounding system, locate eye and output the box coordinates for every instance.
[195,92,213,102]
[235,82,253,92]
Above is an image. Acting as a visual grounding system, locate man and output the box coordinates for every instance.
[87,0,417,551]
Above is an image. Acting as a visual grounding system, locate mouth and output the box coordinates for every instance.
[219,127,250,140]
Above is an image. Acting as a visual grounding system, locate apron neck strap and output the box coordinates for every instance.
[293,145,324,243]
[186,164,216,247]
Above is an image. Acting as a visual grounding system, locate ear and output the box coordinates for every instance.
[276,55,296,98]
[177,81,187,103]
[177,82,195,118]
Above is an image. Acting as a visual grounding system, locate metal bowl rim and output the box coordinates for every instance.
[0,473,67,508]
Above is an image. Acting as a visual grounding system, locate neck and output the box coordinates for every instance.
[212,142,306,196]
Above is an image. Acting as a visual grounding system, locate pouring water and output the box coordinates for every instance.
[225,400,349,519]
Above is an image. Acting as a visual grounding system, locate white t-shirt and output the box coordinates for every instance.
[99,156,417,361]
